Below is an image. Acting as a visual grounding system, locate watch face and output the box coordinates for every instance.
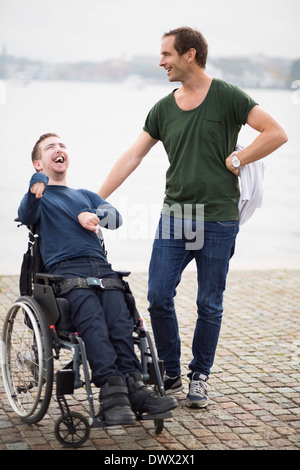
[232,157,240,168]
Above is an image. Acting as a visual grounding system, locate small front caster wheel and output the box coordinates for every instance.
[54,411,90,448]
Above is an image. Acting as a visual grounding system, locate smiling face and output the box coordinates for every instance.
[159,35,189,82]
[33,135,69,184]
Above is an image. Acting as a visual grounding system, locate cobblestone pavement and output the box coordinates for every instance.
[0,270,299,451]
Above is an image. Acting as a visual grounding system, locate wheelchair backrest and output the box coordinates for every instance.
[17,221,74,331]
[18,222,45,296]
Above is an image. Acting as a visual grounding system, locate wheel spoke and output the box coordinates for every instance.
[2,298,53,423]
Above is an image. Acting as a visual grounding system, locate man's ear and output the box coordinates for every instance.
[186,48,196,63]
[33,159,43,172]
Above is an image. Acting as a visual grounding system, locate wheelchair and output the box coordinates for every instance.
[1,223,170,448]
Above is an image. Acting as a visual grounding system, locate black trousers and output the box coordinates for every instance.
[48,256,141,387]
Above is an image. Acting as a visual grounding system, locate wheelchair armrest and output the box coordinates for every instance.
[116,270,131,277]
[35,272,64,285]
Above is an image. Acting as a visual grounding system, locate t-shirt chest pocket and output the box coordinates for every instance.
[203,118,225,143]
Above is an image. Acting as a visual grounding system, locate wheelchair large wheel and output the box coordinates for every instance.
[1,296,54,424]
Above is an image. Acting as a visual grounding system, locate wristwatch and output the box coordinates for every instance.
[231,153,241,169]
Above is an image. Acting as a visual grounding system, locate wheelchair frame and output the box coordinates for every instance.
[1,224,170,448]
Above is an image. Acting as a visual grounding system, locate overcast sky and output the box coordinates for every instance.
[0,0,299,63]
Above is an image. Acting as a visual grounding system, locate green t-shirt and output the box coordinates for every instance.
[143,78,257,221]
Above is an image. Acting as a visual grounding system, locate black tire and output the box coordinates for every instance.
[54,412,90,448]
[1,296,53,423]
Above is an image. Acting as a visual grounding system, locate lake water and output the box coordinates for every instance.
[0,79,299,274]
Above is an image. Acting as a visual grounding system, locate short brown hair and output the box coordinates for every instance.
[163,27,208,68]
[31,133,60,163]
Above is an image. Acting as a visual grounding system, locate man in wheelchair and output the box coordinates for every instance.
[17,132,177,427]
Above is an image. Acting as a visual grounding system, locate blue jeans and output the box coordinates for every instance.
[48,257,141,387]
[148,216,239,379]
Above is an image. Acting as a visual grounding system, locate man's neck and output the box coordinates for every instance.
[174,70,213,111]
[47,175,67,186]
[181,67,212,90]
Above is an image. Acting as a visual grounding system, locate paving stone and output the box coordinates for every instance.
[0,270,299,450]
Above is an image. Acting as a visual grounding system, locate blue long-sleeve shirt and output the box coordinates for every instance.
[18,172,122,270]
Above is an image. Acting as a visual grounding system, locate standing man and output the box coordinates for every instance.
[98,27,288,408]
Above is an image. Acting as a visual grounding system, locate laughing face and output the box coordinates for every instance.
[33,135,69,182]
[159,35,188,83]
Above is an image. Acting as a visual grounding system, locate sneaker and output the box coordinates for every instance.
[186,373,208,408]
[163,375,184,395]
[127,372,178,414]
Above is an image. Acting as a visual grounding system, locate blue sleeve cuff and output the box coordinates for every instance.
[29,172,49,188]
[78,208,96,215]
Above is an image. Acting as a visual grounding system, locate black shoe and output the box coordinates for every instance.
[163,375,184,394]
[99,376,136,426]
[127,372,178,415]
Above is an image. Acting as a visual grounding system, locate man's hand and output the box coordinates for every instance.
[30,182,46,199]
[78,212,100,233]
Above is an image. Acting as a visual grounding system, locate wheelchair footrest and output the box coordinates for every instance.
[89,411,172,429]
[136,411,172,421]
[89,416,108,429]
